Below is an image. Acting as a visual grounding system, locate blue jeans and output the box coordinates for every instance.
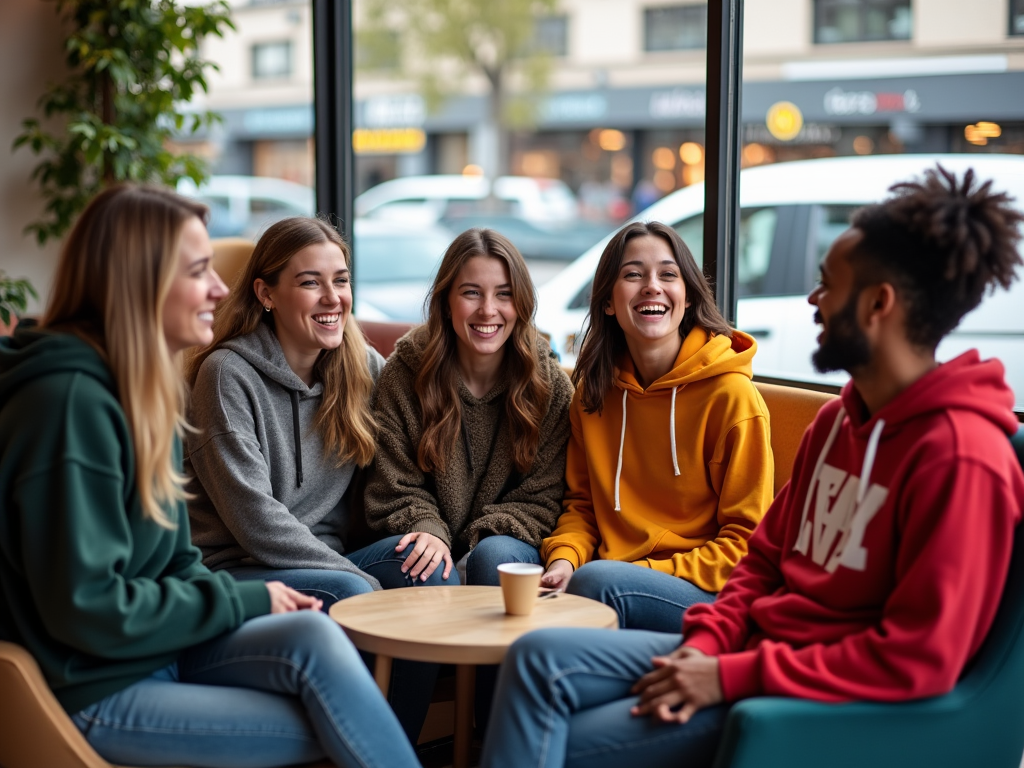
[566,560,717,633]
[72,611,420,768]
[480,628,730,768]
[227,534,457,744]
[466,535,543,586]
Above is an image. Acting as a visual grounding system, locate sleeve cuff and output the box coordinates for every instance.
[545,546,583,570]
[682,627,723,656]
[235,580,272,621]
[717,649,763,702]
[409,519,452,548]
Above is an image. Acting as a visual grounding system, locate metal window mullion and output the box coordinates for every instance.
[312,0,356,287]
[702,0,744,325]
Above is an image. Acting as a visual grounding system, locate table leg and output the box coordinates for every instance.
[454,664,476,768]
[374,654,392,696]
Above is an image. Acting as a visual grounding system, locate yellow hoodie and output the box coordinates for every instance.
[541,328,773,592]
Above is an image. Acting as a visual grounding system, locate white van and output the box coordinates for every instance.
[534,155,1024,409]
[177,175,315,239]
[354,175,579,225]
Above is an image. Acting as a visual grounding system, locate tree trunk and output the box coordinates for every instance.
[101,71,115,185]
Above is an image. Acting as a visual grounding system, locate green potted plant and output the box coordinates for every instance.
[0,272,38,331]
[13,0,234,244]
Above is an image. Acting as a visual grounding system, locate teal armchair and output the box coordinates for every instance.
[713,425,1024,768]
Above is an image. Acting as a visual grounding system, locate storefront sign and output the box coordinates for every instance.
[363,95,426,128]
[540,94,608,122]
[745,123,841,145]
[766,101,804,141]
[649,88,705,119]
[242,106,313,136]
[352,128,427,154]
[823,87,921,116]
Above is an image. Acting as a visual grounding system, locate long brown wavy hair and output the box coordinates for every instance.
[416,228,550,474]
[186,217,377,467]
[45,184,209,528]
[574,221,732,414]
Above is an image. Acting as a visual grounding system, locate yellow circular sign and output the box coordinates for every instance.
[766,101,804,141]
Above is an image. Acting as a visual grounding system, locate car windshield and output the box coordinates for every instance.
[354,231,450,282]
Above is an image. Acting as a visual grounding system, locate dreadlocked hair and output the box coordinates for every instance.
[849,164,1024,350]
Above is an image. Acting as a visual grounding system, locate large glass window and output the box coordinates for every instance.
[814,0,912,44]
[643,5,708,52]
[742,0,1024,405]
[533,16,569,57]
[176,1,315,240]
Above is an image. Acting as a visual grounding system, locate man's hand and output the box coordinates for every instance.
[397,531,453,581]
[631,645,723,724]
[540,559,574,592]
[266,581,323,613]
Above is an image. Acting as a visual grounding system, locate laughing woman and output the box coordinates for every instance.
[363,228,573,588]
[540,221,774,633]
[0,185,419,768]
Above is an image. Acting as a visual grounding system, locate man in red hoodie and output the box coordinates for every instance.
[479,167,1024,768]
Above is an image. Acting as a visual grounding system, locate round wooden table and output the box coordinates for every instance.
[329,586,618,768]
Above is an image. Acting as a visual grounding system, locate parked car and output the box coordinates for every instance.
[351,219,454,323]
[439,212,612,261]
[177,175,314,239]
[534,154,1024,408]
[355,174,579,226]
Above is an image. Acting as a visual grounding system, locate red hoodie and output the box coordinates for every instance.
[683,351,1024,702]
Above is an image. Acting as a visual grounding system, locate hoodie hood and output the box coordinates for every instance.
[799,351,1020,540]
[220,321,321,397]
[0,328,113,404]
[613,328,756,393]
[607,328,758,509]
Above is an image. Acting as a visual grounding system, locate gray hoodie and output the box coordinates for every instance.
[185,322,385,590]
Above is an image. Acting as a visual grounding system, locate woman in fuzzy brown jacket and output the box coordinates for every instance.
[363,228,573,588]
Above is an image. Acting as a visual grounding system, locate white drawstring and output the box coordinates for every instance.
[669,386,680,476]
[857,418,886,505]
[794,407,845,555]
[613,389,627,512]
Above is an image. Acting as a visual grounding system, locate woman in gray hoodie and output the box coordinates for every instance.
[185,216,448,739]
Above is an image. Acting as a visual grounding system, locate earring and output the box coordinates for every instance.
[264,304,272,312]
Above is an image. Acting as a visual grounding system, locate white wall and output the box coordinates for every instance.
[0,0,71,315]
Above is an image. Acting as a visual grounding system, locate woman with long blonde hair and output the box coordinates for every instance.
[364,228,573,587]
[0,185,420,767]
[185,215,445,739]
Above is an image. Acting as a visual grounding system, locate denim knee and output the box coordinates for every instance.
[566,560,631,601]
[466,535,541,586]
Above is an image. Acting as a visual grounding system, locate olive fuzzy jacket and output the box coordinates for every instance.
[363,327,574,557]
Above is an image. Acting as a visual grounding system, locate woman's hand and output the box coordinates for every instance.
[541,559,574,592]
[266,581,323,614]
[397,532,453,582]
[630,645,723,724]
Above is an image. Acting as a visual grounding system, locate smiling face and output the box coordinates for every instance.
[606,234,690,353]
[808,228,872,373]
[255,241,351,369]
[448,255,518,365]
[162,216,228,354]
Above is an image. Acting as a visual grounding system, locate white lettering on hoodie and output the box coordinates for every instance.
[792,408,889,573]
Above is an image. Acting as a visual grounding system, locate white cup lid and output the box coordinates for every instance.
[497,563,544,575]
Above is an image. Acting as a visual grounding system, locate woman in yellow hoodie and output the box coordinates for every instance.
[540,221,773,632]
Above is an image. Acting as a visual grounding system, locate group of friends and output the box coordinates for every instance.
[1,164,1023,768]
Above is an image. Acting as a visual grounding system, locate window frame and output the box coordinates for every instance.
[251,40,294,80]
[1011,0,1024,36]
[812,0,913,45]
[643,4,709,52]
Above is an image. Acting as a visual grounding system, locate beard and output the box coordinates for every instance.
[811,291,872,373]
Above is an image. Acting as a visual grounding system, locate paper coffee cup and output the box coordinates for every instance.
[497,563,544,615]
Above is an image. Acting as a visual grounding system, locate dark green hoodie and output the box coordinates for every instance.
[0,328,270,713]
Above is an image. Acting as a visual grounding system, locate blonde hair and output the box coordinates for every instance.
[186,217,377,467]
[44,184,208,528]
[416,228,549,474]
